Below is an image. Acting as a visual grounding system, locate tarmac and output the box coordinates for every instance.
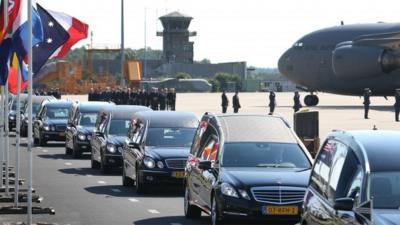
[65,91,400,140]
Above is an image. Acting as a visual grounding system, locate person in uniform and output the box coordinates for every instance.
[221,91,229,113]
[394,89,400,122]
[159,89,167,110]
[232,91,241,113]
[150,88,159,110]
[170,88,176,111]
[363,88,371,119]
[88,88,95,101]
[293,91,302,113]
[268,91,276,115]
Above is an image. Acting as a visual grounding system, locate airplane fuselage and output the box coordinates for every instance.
[278,23,400,96]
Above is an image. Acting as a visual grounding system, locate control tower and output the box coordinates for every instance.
[157,11,197,64]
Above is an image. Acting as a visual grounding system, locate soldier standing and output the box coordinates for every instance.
[88,88,94,101]
[363,88,371,119]
[268,91,276,115]
[293,91,302,113]
[395,89,400,122]
[232,91,241,113]
[170,88,176,111]
[159,89,167,110]
[150,88,159,110]
[221,91,229,113]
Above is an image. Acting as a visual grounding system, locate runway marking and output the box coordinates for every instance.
[148,209,160,214]
[64,162,72,166]
[128,198,139,202]
[42,149,48,153]
[111,188,121,193]
[97,180,106,184]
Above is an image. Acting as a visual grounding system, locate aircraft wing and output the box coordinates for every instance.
[352,31,400,49]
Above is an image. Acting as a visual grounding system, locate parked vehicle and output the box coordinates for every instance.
[33,99,73,146]
[184,113,313,225]
[8,94,28,130]
[91,105,151,173]
[65,101,114,158]
[302,130,400,225]
[122,111,199,193]
[21,95,56,137]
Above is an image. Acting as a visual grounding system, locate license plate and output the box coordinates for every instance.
[172,171,185,178]
[265,206,298,215]
[59,133,65,137]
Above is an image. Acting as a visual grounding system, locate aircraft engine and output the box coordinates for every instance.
[332,44,400,80]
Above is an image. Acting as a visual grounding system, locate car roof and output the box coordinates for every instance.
[32,96,56,104]
[345,130,400,172]
[44,100,73,108]
[111,105,152,120]
[75,101,114,112]
[215,114,297,143]
[134,111,199,128]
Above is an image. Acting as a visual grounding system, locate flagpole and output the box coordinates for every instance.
[144,7,147,79]
[14,68,21,208]
[27,0,33,223]
[120,0,125,87]
[0,86,4,190]
[4,79,9,197]
[3,0,8,30]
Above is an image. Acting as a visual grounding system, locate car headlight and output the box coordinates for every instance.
[43,124,50,131]
[107,144,116,153]
[144,157,155,169]
[78,133,86,141]
[238,189,251,200]
[221,183,239,198]
[117,146,123,153]
[157,161,164,169]
[9,115,15,120]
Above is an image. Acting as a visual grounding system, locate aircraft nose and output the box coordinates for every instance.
[278,49,293,77]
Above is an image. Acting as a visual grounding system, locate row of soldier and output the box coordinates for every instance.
[88,87,177,111]
[34,88,62,99]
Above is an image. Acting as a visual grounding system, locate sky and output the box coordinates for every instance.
[39,0,400,68]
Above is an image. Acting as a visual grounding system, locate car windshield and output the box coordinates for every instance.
[108,119,130,136]
[145,128,196,147]
[222,142,310,168]
[79,113,97,127]
[46,108,69,119]
[371,172,400,209]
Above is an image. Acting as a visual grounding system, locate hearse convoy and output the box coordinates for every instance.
[9,94,400,224]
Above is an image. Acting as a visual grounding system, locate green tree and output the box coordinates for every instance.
[176,72,192,79]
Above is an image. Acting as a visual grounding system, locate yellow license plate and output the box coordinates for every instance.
[173,171,185,178]
[265,206,298,215]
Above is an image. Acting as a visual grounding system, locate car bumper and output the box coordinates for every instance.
[42,131,66,141]
[103,154,123,167]
[217,195,302,223]
[9,120,16,129]
[139,169,185,185]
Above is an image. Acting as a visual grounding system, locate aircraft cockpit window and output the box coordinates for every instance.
[293,42,304,49]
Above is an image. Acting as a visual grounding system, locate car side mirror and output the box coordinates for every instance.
[334,197,354,211]
[198,161,212,170]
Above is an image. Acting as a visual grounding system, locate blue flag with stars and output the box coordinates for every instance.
[33,4,70,74]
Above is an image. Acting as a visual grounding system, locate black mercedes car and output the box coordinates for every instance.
[184,113,313,225]
[91,105,151,173]
[21,95,55,137]
[122,111,199,193]
[302,130,400,225]
[8,94,28,130]
[65,101,114,158]
[33,99,73,146]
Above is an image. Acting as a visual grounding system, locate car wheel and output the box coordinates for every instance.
[65,145,72,155]
[184,185,201,219]
[122,163,134,186]
[211,195,224,225]
[135,169,145,194]
[72,143,82,159]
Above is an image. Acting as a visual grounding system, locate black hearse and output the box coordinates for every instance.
[90,105,151,173]
[21,95,55,137]
[65,101,114,158]
[33,99,73,146]
[122,111,199,194]
[8,94,28,130]
[302,130,400,225]
[184,114,313,225]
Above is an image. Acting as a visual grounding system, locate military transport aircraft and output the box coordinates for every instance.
[278,23,400,106]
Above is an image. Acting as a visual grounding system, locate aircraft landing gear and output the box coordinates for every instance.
[304,95,319,106]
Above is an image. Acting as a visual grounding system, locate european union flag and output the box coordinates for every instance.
[0,38,12,85]
[33,4,69,74]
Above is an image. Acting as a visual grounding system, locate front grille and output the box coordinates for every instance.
[165,158,187,169]
[251,186,306,205]
[56,125,67,132]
